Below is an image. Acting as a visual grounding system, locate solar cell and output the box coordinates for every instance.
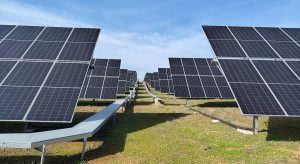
[0,61,17,82]
[286,61,300,77]
[24,41,64,59]
[0,86,39,120]
[203,26,234,39]
[208,40,247,57]
[230,83,284,115]
[84,87,101,98]
[218,87,234,98]
[229,26,263,41]
[45,63,89,88]
[252,60,300,84]
[26,88,81,121]
[0,40,32,58]
[174,86,190,97]
[106,67,120,76]
[189,86,205,97]
[282,28,300,41]
[104,77,118,87]
[269,84,300,115]
[3,61,52,86]
[68,28,100,42]
[59,42,96,61]
[6,26,44,40]
[204,87,220,98]
[101,88,118,99]
[255,27,292,41]
[37,27,72,41]
[0,25,16,39]
[268,41,300,58]
[91,66,106,76]
[239,41,280,58]
[218,59,264,83]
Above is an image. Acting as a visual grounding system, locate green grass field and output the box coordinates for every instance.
[0,82,300,163]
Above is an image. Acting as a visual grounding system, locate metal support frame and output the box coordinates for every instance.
[35,144,46,164]
[81,137,88,161]
[185,99,188,107]
[253,116,259,134]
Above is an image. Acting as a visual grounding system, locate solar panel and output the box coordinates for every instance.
[169,57,233,99]
[81,59,121,99]
[0,25,100,122]
[158,68,174,94]
[117,69,128,94]
[203,25,300,116]
[125,70,137,92]
[153,72,160,91]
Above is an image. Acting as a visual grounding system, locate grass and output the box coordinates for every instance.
[0,82,300,163]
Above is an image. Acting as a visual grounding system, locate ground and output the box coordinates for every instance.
[0,82,300,163]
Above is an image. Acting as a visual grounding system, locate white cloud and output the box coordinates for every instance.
[95,30,211,78]
[0,0,212,79]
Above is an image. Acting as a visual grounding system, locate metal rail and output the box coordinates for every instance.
[143,81,162,105]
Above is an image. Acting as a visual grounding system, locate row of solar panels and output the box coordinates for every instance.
[145,25,300,117]
[144,68,174,94]
[0,24,137,123]
[144,58,234,99]
[79,58,137,99]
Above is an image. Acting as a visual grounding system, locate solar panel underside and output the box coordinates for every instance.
[0,25,100,122]
[117,69,128,94]
[169,57,233,99]
[158,68,174,93]
[203,25,300,116]
[81,59,121,99]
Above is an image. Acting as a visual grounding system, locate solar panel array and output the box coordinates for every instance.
[125,70,137,92]
[80,59,120,99]
[203,25,300,116]
[158,68,174,93]
[0,25,99,122]
[169,58,233,99]
[144,72,151,83]
[153,72,160,91]
[117,69,128,94]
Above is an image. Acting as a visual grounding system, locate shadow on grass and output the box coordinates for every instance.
[0,106,189,163]
[266,117,300,141]
[133,100,155,105]
[0,112,99,133]
[189,107,252,131]
[77,100,115,106]
[196,101,238,108]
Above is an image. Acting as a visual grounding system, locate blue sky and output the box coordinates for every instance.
[0,0,299,79]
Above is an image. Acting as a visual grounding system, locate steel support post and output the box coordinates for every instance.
[253,116,259,134]
[81,137,88,161]
[40,144,46,164]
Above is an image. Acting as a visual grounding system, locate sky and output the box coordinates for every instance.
[0,0,299,79]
